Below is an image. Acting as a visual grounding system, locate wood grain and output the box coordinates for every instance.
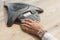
[0,0,60,40]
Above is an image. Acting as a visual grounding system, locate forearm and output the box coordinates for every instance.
[39,32,58,40]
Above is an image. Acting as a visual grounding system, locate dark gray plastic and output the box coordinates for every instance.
[4,3,43,27]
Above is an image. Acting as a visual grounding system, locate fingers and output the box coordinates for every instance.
[22,19,33,26]
[21,24,32,33]
[22,21,32,26]
[21,24,36,34]
[25,19,33,23]
[20,19,34,30]
[21,24,29,32]
[21,24,31,28]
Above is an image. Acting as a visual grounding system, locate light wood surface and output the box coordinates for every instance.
[0,0,60,40]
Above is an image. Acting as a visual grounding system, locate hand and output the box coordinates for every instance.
[20,19,45,36]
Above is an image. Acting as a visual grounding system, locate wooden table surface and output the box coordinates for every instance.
[0,0,60,40]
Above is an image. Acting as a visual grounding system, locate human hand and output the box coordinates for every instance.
[20,19,46,36]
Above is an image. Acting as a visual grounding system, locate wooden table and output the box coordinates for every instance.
[0,0,60,40]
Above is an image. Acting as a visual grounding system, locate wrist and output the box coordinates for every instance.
[38,30,47,39]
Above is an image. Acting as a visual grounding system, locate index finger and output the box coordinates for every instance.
[25,19,33,23]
